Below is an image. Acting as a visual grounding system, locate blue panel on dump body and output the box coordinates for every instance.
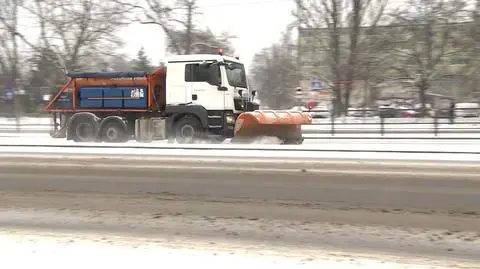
[103,88,124,108]
[79,87,103,108]
[121,87,148,108]
[79,87,103,98]
[77,86,147,109]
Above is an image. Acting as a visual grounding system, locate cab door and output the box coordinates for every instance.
[184,61,225,111]
[220,65,235,112]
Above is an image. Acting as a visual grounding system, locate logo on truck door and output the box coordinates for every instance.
[130,88,144,98]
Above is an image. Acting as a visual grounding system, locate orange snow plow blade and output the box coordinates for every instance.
[232,110,312,144]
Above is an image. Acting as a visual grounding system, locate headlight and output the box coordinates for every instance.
[225,115,234,124]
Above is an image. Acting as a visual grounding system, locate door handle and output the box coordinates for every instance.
[192,94,198,100]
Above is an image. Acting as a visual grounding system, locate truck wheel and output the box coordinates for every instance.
[174,116,204,144]
[101,121,128,143]
[71,118,97,142]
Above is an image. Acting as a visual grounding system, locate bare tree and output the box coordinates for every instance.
[187,30,236,55]
[0,0,21,86]
[0,0,23,125]
[250,30,298,109]
[294,0,388,114]
[465,0,480,96]
[385,0,471,113]
[19,0,128,73]
[119,0,235,55]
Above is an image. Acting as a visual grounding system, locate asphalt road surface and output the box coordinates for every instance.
[0,156,479,265]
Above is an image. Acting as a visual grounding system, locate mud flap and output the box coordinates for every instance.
[49,113,68,139]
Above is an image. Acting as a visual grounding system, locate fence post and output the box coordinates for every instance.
[380,116,385,136]
[330,111,335,136]
[433,116,438,136]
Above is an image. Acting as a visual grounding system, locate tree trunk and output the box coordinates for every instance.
[343,83,351,115]
[344,0,362,115]
[418,83,428,117]
[185,0,194,54]
[333,84,343,116]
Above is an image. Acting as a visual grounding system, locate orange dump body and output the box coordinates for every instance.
[233,110,312,143]
[45,67,167,113]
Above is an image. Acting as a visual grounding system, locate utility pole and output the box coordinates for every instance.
[294,1,303,104]
[1,0,21,131]
[474,0,480,96]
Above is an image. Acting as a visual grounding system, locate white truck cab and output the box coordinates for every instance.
[161,52,258,142]
[164,53,252,114]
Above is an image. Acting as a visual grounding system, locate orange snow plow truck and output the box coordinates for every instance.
[45,52,312,144]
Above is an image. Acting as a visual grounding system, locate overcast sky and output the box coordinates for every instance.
[120,0,297,70]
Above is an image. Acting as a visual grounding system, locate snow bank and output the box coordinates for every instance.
[0,228,467,269]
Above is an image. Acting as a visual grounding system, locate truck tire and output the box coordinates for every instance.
[174,116,204,144]
[70,117,98,142]
[101,121,128,143]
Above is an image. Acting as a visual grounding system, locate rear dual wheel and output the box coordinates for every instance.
[70,117,128,143]
[101,121,128,143]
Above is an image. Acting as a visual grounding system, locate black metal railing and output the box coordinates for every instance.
[0,107,479,139]
[302,107,480,138]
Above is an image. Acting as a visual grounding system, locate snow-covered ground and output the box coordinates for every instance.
[0,117,51,125]
[0,135,479,152]
[0,136,479,161]
[0,228,475,269]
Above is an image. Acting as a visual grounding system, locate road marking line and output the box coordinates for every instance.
[0,162,478,179]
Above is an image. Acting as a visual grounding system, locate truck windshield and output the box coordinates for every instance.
[225,61,247,88]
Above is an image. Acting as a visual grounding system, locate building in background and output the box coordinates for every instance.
[297,21,476,108]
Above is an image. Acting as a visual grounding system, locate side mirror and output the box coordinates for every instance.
[218,86,228,91]
[238,89,243,96]
[251,90,257,97]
